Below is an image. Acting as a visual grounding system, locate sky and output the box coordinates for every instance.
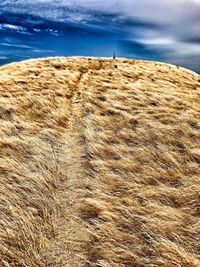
[0,0,200,73]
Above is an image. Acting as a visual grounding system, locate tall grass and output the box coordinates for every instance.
[0,57,200,266]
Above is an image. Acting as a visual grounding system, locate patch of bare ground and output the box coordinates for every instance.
[0,57,200,266]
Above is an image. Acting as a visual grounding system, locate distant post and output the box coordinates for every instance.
[113,51,116,59]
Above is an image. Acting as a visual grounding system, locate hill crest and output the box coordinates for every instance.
[0,57,200,267]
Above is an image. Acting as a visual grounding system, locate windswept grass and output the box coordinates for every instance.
[0,57,200,266]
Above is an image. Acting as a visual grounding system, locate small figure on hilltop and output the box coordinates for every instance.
[113,51,116,59]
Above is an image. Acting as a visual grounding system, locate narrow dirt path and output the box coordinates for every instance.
[45,69,92,266]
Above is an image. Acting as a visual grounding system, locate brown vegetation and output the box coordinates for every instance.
[0,57,200,266]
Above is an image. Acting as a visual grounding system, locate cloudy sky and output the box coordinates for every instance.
[0,0,200,73]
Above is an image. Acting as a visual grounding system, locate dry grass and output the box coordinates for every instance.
[0,57,200,266]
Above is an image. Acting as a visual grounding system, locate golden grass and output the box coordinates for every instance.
[0,57,200,266]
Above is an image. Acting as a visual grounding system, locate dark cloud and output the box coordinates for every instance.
[120,39,172,61]
[180,36,200,44]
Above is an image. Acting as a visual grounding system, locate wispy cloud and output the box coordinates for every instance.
[32,49,55,53]
[1,42,34,49]
[0,23,31,35]
[0,56,8,59]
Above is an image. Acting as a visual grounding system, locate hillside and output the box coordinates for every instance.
[0,57,200,267]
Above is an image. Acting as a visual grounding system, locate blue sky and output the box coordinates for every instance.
[0,0,200,73]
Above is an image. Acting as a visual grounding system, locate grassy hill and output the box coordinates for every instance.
[0,57,200,267]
